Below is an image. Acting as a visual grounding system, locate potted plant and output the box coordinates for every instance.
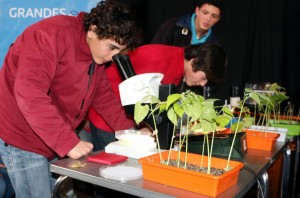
[254,83,289,127]
[266,84,300,138]
[270,107,300,138]
[234,85,283,150]
[134,90,244,197]
[245,83,290,146]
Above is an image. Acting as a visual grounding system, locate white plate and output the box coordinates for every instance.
[100,164,142,182]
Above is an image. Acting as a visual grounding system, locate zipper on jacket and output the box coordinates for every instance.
[72,61,95,125]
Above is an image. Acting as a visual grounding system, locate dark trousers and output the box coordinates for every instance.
[90,123,116,151]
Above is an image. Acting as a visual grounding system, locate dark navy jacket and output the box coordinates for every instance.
[151,13,218,47]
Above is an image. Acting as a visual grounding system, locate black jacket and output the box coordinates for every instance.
[151,13,218,47]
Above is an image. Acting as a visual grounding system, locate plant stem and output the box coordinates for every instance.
[205,134,210,174]
[200,137,205,168]
[149,104,163,162]
[184,116,190,169]
[226,96,248,171]
[166,124,176,165]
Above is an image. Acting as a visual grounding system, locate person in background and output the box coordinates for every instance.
[0,0,142,197]
[88,42,228,151]
[151,0,223,47]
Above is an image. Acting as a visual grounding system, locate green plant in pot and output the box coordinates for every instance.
[271,99,300,137]
[245,83,291,143]
[264,83,300,138]
[134,90,245,197]
[255,83,289,129]
[233,88,261,130]
[239,87,285,150]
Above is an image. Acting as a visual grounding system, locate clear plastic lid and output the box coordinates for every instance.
[100,164,143,182]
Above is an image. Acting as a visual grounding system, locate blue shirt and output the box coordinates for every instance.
[190,13,212,45]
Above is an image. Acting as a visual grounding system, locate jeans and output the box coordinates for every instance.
[0,166,15,198]
[0,138,52,198]
[90,123,116,151]
[0,176,5,198]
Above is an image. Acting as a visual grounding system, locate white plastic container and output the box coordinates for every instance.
[105,130,158,159]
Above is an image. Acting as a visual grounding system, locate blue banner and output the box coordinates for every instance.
[0,0,100,66]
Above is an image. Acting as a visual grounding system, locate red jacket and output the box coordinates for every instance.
[89,44,185,132]
[0,13,135,159]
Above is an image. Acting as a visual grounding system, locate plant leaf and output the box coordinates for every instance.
[166,94,182,109]
[223,106,234,117]
[134,102,149,124]
[167,107,178,125]
[201,119,216,133]
[150,95,161,104]
[173,102,184,118]
[215,115,231,128]
[249,92,260,105]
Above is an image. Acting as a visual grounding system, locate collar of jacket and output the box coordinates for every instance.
[176,13,193,30]
[75,12,93,62]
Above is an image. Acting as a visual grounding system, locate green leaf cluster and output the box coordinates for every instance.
[251,83,289,127]
[134,90,233,133]
[134,90,236,173]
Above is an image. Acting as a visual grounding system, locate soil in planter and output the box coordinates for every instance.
[165,159,226,176]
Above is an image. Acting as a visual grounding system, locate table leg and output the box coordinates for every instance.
[259,171,268,198]
[292,135,299,198]
[280,143,291,198]
[51,175,70,198]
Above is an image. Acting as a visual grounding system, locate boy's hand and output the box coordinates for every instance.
[67,141,93,159]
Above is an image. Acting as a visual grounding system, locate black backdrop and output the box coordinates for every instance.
[118,0,300,114]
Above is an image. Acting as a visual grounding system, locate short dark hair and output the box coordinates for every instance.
[184,42,228,86]
[197,0,224,15]
[83,0,141,50]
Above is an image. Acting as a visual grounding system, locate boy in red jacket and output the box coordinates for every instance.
[88,42,227,151]
[0,1,142,197]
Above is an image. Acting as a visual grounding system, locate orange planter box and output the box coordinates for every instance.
[245,129,280,151]
[139,151,244,197]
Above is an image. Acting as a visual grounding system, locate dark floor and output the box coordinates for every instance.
[55,178,138,198]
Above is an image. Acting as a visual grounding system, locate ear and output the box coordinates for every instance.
[195,7,200,15]
[184,58,194,71]
[87,25,97,39]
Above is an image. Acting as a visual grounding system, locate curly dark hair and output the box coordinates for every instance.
[184,42,228,86]
[83,0,141,50]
